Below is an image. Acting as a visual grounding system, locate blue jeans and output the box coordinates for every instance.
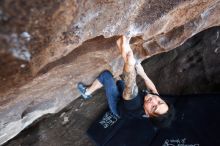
[97,70,125,117]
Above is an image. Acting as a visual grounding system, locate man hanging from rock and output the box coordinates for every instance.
[77,35,175,127]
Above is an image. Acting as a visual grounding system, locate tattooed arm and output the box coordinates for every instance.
[116,35,138,100]
[122,52,139,100]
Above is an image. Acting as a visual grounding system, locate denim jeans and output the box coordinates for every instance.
[97,70,125,117]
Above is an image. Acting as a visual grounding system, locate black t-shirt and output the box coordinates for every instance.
[117,90,147,119]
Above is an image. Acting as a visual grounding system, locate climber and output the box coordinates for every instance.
[77,36,175,127]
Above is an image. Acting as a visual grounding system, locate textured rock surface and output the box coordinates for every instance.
[4,27,220,146]
[0,0,220,145]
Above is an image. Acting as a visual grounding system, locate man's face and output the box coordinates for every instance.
[143,94,168,117]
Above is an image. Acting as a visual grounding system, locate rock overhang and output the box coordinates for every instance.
[0,0,220,145]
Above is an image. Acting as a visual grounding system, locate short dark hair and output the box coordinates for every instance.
[149,103,175,128]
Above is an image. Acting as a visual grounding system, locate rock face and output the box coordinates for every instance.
[4,26,220,146]
[0,0,220,145]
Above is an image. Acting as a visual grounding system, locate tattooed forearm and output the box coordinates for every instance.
[122,63,138,100]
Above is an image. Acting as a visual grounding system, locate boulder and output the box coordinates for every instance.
[0,0,220,145]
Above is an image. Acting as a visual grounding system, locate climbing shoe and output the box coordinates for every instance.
[77,82,92,99]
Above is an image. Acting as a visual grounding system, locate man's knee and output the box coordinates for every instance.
[100,70,113,79]
[97,70,114,86]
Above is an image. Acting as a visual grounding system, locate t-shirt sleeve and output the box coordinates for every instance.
[123,91,144,110]
[123,90,145,110]
[117,90,146,119]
